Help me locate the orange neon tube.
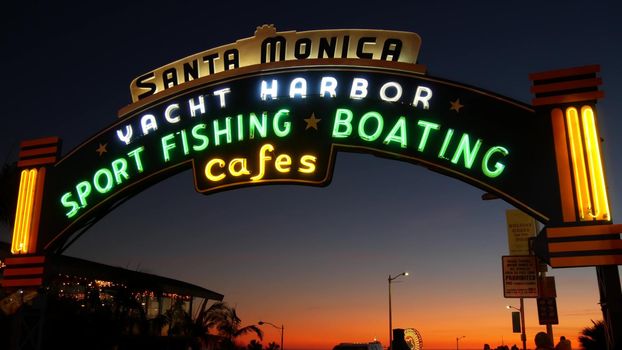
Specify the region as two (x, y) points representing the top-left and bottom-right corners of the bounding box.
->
(11, 168), (38, 254)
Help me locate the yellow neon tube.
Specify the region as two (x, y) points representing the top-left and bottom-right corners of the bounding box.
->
(16, 170), (33, 253)
(566, 107), (591, 220)
(581, 106), (610, 220)
(11, 170), (28, 253)
(16, 169), (37, 253)
(23, 169), (38, 250)
(11, 168), (38, 254)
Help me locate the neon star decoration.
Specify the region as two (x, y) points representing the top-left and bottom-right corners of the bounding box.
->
(304, 113), (321, 130)
(450, 98), (464, 112)
(96, 143), (108, 156)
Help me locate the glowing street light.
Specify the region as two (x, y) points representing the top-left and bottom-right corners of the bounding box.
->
(388, 272), (409, 349)
(506, 303), (526, 350)
(259, 320), (284, 350)
(456, 336), (466, 350)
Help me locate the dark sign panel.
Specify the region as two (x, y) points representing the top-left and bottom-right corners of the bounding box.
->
(39, 63), (561, 251)
(511, 311), (521, 333)
(537, 297), (559, 325)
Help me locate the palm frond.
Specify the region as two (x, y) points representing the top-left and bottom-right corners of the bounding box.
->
(235, 324), (263, 341)
(578, 320), (606, 350)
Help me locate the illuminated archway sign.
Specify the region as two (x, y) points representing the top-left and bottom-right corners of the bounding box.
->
(47, 60), (554, 250)
(6, 25), (620, 265)
(5, 23), (622, 350)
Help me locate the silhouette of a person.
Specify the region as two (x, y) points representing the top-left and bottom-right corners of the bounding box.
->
(555, 336), (571, 350)
(535, 332), (554, 350)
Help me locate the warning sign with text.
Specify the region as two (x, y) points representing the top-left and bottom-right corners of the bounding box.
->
(506, 209), (537, 255)
(502, 255), (538, 298)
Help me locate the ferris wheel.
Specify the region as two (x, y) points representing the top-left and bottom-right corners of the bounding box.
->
(404, 328), (424, 350)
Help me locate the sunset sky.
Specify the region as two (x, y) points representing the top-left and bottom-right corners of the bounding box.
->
(1, 1), (621, 349)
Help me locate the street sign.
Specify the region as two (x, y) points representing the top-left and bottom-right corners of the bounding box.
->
(511, 311), (521, 333)
(538, 276), (557, 298)
(502, 255), (539, 298)
(506, 209), (538, 255)
(537, 297), (559, 325)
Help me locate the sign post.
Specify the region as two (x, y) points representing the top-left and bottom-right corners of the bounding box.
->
(519, 299), (526, 350)
(529, 64), (622, 349)
(503, 255), (537, 350)
(504, 210), (538, 350)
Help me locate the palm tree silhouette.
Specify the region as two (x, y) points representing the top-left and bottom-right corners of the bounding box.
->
(578, 320), (606, 350)
(247, 339), (263, 350)
(190, 300), (263, 350)
(265, 341), (280, 350)
(213, 302), (263, 350)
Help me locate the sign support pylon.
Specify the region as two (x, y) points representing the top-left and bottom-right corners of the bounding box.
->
(530, 65), (622, 350)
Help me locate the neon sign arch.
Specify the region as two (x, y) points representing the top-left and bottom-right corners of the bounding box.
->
(5, 25), (622, 350)
(6, 26), (618, 266)
(34, 61), (556, 251)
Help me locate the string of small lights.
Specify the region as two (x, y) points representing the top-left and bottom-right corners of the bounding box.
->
(49, 274), (191, 313)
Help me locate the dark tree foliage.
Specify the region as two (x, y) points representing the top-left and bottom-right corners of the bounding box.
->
(578, 320), (606, 350)
(190, 300), (263, 350)
(265, 341), (280, 350)
(247, 339), (263, 350)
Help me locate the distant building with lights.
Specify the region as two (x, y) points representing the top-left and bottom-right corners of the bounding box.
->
(0, 241), (223, 349)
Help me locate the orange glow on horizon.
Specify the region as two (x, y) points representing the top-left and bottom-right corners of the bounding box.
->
(234, 288), (601, 350)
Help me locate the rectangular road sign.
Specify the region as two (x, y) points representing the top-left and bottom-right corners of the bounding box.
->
(502, 255), (538, 298)
(506, 209), (538, 255)
(538, 276), (557, 297)
(537, 297), (559, 325)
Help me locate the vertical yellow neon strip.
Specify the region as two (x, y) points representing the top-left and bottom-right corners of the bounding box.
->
(11, 171), (28, 253)
(28, 167), (46, 253)
(10, 168), (38, 254)
(581, 106), (610, 220)
(21, 170), (36, 251)
(566, 107), (591, 220)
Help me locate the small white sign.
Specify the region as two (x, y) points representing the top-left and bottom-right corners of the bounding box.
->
(502, 255), (538, 298)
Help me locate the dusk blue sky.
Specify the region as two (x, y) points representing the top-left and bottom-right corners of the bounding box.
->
(1, 1), (620, 348)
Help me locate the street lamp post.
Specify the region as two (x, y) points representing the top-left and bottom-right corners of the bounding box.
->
(456, 336), (466, 350)
(259, 321), (284, 350)
(507, 302), (526, 350)
(388, 272), (409, 350)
